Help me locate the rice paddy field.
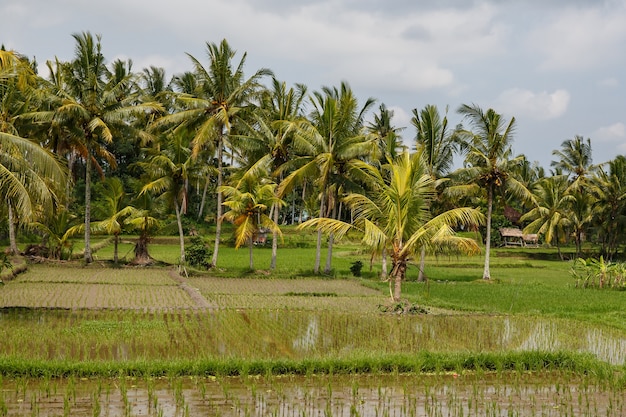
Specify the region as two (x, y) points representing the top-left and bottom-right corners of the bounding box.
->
(0, 238), (624, 416)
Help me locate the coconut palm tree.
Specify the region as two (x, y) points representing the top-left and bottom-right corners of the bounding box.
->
(236, 78), (309, 269)
(551, 135), (595, 190)
(151, 39), (272, 268)
(591, 155), (626, 260)
(220, 166), (283, 270)
(1, 49), (66, 254)
(452, 104), (532, 280)
(278, 82), (376, 274)
(367, 103), (404, 164)
(412, 104), (457, 281)
(299, 150), (483, 301)
(33, 32), (162, 263)
(520, 175), (572, 259)
(137, 128), (205, 272)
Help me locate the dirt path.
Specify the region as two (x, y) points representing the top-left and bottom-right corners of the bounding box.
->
(168, 269), (216, 309)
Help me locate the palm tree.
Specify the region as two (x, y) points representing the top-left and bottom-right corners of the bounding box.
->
(1, 49), (66, 254)
(551, 135), (595, 190)
(279, 81), (376, 274)
(412, 105), (456, 178)
(452, 104), (531, 280)
(299, 150), (483, 301)
(367, 103), (404, 163)
(591, 156), (626, 259)
(236, 78), (308, 269)
(137, 128), (205, 272)
(34, 32), (162, 263)
(520, 175), (572, 259)
(220, 166), (283, 270)
(91, 177), (140, 264)
(412, 104), (457, 281)
(152, 39), (272, 268)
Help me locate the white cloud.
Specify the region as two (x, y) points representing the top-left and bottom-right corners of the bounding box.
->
(526, 6), (626, 71)
(494, 88), (570, 120)
(593, 122), (626, 141)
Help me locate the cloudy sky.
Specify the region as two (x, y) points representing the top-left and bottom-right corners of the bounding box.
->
(2, 0), (625, 168)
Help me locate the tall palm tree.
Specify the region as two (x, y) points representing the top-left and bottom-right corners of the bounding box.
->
(452, 104), (531, 280)
(34, 32), (162, 263)
(299, 150), (483, 301)
(236, 78), (309, 269)
(412, 104), (457, 281)
(279, 81), (376, 274)
(137, 128), (205, 272)
(520, 175), (572, 260)
(412, 104), (456, 178)
(152, 39), (272, 267)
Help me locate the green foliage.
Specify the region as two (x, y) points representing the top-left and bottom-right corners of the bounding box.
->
(571, 257), (626, 289)
(349, 260), (363, 277)
(185, 236), (212, 270)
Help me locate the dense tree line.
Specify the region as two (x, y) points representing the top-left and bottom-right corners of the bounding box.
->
(2, 33), (625, 299)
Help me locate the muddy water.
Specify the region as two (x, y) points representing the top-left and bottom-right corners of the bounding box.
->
(1, 373), (624, 417)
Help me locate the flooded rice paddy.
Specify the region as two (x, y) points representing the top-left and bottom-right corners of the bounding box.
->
(1, 372), (624, 416)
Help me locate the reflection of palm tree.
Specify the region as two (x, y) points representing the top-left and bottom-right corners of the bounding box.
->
(452, 104), (531, 280)
(299, 150), (482, 301)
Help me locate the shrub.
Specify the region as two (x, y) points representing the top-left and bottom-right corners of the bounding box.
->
(349, 260), (363, 277)
(185, 236), (212, 269)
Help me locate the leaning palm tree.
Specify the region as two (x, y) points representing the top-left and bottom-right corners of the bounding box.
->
(451, 104), (532, 280)
(299, 150), (483, 302)
(152, 39), (272, 268)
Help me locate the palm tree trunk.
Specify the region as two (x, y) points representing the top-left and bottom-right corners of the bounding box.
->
(175, 200), (186, 268)
(270, 202), (279, 269)
(113, 234), (119, 264)
(324, 200), (337, 274)
(417, 247), (427, 282)
(84, 154), (93, 263)
(197, 172), (210, 221)
(381, 247), (388, 280)
(212, 136), (224, 267)
(7, 203), (19, 256)
(314, 192), (325, 274)
(392, 260), (406, 302)
(483, 184), (493, 280)
(249, 236), (254, 270)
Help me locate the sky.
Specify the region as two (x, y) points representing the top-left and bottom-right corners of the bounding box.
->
(2, 0), (626, 169)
